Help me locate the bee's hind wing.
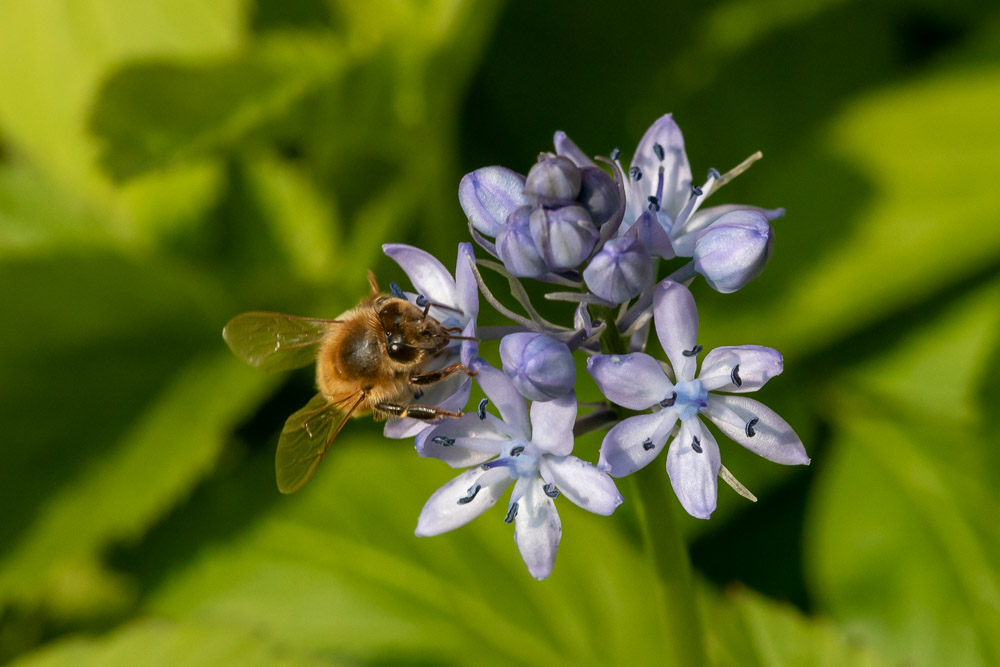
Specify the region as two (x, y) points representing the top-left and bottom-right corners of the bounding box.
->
(275, 392), (365, 494)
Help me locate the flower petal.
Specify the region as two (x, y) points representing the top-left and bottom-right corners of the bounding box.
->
(700, 346), (783, 393)
(540, 455), (623, 515)
(459, 319), (478, 367)
(415, 467), (512, 536)
(554, 130), (597, 168)
(587, 352), (673, 410)
(528, 391), (577, 456)
(653, 280), (700, 382)
(598, 411), (678, 477)
(458, 166), (528, 237)
(513, 478), (562, 580)
(666, 418), (721, 519)
(705, 394), (809, 465)
(415, 413), (509, 468)
(630, 114), (692, 221)
(454, 242), (479, 320)
(672, 204), (785, 257)
(383, 243), (458, 309)
(471, 359), (530, 439)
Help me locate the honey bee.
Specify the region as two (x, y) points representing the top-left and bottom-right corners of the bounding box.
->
(223, 271), (475, 493)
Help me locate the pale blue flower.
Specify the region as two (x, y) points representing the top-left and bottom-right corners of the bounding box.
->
(587, 280), (808, 519)
(382, 242), (479, 438)
(415, 359), (622, 579)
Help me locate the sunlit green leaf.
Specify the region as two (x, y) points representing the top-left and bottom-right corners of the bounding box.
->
(9, 618), (334, 667)
(90, 35), (346, 181)
(806, 280), (1000, 666)
(243, 152), (341, 283)
(144, 439), (681, 665)
(700, 65), (1000, 359)
(0, 0), (244, 241)
(0, 351), (277, 605)
(705, 585), (888, 667)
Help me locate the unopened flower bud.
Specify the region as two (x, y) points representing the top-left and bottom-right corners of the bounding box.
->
(583, 237), (654, 303)
(529, 205), (599, 272)
(497, 206), (548, 277)
(500, 332), (576, 402)
(577, 166), (619, 227)
(458, 166), (528, 236)
(525, 155), (581, 205)
(692, 210), (773, 293)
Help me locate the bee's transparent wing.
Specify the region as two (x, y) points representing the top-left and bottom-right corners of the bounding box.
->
(275, 392), (365, 494)
(223, 311), (339, 372)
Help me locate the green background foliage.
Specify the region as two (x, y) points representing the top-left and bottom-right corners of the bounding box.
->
(1, 0), (998, 664)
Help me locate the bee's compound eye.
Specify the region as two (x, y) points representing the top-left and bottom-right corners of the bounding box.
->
(390, 343), (401, 353)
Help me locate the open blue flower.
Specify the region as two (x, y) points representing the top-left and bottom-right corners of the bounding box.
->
(415, 359), (622, 579)
(557, 115), (785, 294)
(587, 279), (808, 519)
(382, 242), (479, 438)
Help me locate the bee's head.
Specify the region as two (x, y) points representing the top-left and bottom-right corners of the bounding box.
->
(377, 299), (445, 364)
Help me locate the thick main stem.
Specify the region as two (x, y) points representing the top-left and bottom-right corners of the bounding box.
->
(630, 473), (709, 665)
(593, 304), (709, 666)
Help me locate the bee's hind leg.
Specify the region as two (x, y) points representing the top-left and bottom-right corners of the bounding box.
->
(374, 403), (462, 421)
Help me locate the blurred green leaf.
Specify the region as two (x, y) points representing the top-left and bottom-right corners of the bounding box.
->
(243, 152), (341, 284)
(9, 618), (333, 667)
(806, 279), (1000, 666)
(0, 350), (277, 606)
(141, 439), (683, 665)
(0, 0), (244, 241)
(705, 585), (888, 667)
(700, 64), (1000, 359)
(91, 35), (345, 181)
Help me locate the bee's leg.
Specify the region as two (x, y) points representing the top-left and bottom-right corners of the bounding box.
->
(409, 363), (477, 386)
(374, 403), (462, 420)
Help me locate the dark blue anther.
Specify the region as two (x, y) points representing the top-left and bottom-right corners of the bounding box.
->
(389, 282), (405, 299)
(642, 437), (655, 451)
(477, 398), (489, 420)
(691, 436), (703, 453)
(432, 435), (455, 447)
(731, 364), (742, 387)
(653, 143), (665, 161)
(691, 184), (703, 196)
(648, 195), (660, 211)
(457, 484), (481, 505)
(659, 392), (677, 408)
(745, 418), (759, 438)
(610, 147), (621, 161)
(543, 483), (560, 498)
(413, 388), (424, 400)
(504, 502), (519, 523)
(707, 167), (721, 180)
(629, 166), (642, 181)
(415, 294), (428, 308)
(510, 445), (525, 457)
(682, 344), (703, 357)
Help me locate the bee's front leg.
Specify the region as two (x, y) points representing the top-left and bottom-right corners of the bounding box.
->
(409, 363), (476, 386)
(374, 402), (462, 421)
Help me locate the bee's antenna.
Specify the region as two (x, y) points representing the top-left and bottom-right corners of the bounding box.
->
(420, 299), (463, 315)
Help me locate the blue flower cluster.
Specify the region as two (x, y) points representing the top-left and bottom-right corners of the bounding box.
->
(388, 114), (808, 579)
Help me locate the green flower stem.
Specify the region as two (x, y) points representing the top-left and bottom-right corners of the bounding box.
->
(630, 472), (709, 666)
(593, 304), (709, 666)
